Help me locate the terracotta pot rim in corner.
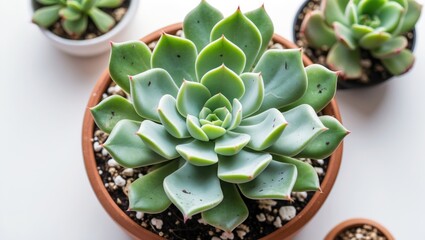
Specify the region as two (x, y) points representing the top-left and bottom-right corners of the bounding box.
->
(325, 218), (395, 240)
(82, 22), (344, 240)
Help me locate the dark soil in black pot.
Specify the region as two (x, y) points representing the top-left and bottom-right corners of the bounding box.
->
(293, 0), (416, 89)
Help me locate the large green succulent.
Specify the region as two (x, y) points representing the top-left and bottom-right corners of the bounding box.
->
(32, 0), (123, 38)
(301, 0), (422, 78)
(91, 1), (348, 232)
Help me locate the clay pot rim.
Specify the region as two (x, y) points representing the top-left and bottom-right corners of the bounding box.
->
(82, 22), (344, 240)
(324, 218), (395, 240)
(291, 0), (416, 90)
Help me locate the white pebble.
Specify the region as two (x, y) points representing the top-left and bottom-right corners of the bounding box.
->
(136, 211), (144, 219)
(279, 206), (296, 221)
(314, 167), (324, 175)
(236, 230), (247, 239)
(148, 42), (156, 49)
(114, 175), (126, 187)
(102, 93), (108, 99)
(295, 192), (308, 202)
(256, 213), (266, 222)
(107, 159), (119, 167)
(107, 86), (115, 94)
(114, 85), (122, 93)
(93, 142), (102, 152)
(220, 231), (234, 239)
(101, 148), (109, 156)
(122, 168), (134, 177)
(273, 216), (282, 228)
(198, 218), (208, 225)
(316, 159), (324, 165)
(151, 218), (163, 229)
(211, 237), (221, 240)
(271, 43), (283, 49)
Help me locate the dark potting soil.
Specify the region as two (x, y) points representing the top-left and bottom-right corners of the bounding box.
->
(293, 0), (416, 89)
(335, 224), (388, 240)
(33, 0), (130, 40)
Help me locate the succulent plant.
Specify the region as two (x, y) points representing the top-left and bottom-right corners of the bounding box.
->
(32, 0), (123, 38)
(91, 1), (349, 232)
(300, 0), (422, 78)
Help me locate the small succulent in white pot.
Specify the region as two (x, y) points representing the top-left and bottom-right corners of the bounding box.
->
(90, 1), (349, 234)
(31, 0), (139, 57)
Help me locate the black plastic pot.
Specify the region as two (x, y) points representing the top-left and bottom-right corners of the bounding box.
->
(292, 0), (416, 90)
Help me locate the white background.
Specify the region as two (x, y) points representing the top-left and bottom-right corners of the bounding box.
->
(1, 1), (424, 239)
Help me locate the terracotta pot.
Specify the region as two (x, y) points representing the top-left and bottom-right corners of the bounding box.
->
(31, 0), (140, 57)
(82, 23), (344, 240)
(325, 218), (395, 240)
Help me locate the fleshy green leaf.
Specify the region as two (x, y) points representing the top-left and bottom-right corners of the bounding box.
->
(345, 1), (358, 24)
(158, 95), (190, 139)
(211, 9), (262, 71)
(59, 7), (81, 21)
(201, 124), (226, 140)
(377, 2), (404, 32)
(137, 120), (182, 160)
(103, 120), (168, 168)
(88, 7), (115, 33)
(239, 73), (264, 118)
(359, 31), (392, 50)
(327, 42), (362, 79)
(186, 115), (209, 142)
(238, 161), (297, 200)
(95, 0), (123, 8)
(196, 36), (246, 80)
(358, 0), (388, 15)
(228, 99), (243, 130)
(268, 105), (327, 157)
(183, 0), (224, 51)
(245, 5), (274, 62)
(202, 182), (248, 232)
(351, 24), (374, 40)
(297, 116), (349, 159)
(37, 0), (62, 4)
(394, 0), (422, 35)
(32, 5), (62, 28)
(372, 36), (408, 59)
(300, 10), (337, 49)
(381, 49), (415, 75)
(214, 131), (250, 156)
(129, 160), (179, 213)
(81, 0), (97, 11)
(218, 150), (271, 184)
(234, 108), (287, 151)
(204, 94), (232, 112)
(151, 34), (197, 85)
(62, 15), (88, 38)
(200, 65), (245, 101)
(322, 0), (350, 25)
(176, 140), (218, 166)
(254, 49), (308, 111)
(176, 81), (211, 117)
(90, 95), (143, 134)
(109, 41), (152, 93)
(130, 68), (178, 122)
(334, 22), (356, 50)
(163, 163), (223, 219)
(281, 64), (337, 113)
(273, 155), (320, 192)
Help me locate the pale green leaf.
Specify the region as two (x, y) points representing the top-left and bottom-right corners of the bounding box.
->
(186, 115), (209, 142)
(176, 81), (211, 117)
(327, 42), (362, 79)
(300, 10), (337, 49)
(268, 104), (327, 157)
(88, 7), (115, 33)
(176, 140), (218, 166)
(62, 15), (88, 38)
(381, 49), (415, 75)
(200, 65), (245, 101)
(103, 120), (169, 168)
(90, 95), (143, 134)
(245, 5), (274, 62)
(130, 68), (178, 122)
(158, 95), (190, 139)
(32, 5), (62, 28)
(238, 73), (264, 117)
(163, 163), (223, 219)
(214, 131), (250, 156)
(218, 150), (272, 184)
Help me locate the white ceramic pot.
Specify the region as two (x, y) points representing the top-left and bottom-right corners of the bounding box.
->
(31, 0), (139, 57)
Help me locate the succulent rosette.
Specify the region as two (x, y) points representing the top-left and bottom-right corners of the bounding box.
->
(300, 0), (422, 78)
(32, 0), (123, 38)
(91, 1), (348, 232)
